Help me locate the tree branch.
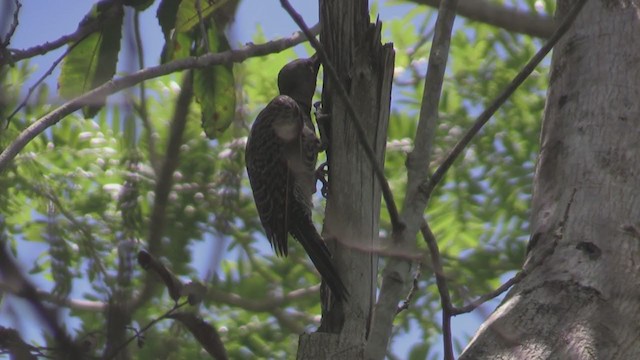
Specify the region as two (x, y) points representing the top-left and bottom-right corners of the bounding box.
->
(451, 271), (525, 315)
(0, 0), (21, 49)
(421, 0), (588, 199)
(420, 221), (454, 359)
(0, 283), (107, 311)
(6, 30), (91, 122)
(280, 0), (404, 233)
(207, 284), (320, 312)
(366, 1), (458, 358)
(410, 0), (555, 38)
(1, 0), (119, 64)
(131, 71), (193, 310)
(0, 24), (319, 173)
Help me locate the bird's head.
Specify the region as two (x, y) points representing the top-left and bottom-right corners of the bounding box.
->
(277, 53), (320, 111)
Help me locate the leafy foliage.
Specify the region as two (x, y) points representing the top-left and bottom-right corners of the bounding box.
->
(0, 0), (551, 358)
(58, 0), (124, 118)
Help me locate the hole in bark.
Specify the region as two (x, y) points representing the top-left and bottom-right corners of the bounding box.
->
(558, 95), (568, 109)
(575, 241), (601, 260)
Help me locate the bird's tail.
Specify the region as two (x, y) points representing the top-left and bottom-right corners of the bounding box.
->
(291, 219), (349, 302)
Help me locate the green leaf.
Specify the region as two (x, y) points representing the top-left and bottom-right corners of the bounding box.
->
(58, 1), (124, 118)
(175, 0), (230, 33)
(161, 32), (192, 63)
(194, 22), (235, 139)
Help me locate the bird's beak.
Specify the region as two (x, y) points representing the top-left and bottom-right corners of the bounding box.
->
(310, 53), (321, 74)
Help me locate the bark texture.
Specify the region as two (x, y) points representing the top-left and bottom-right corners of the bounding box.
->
(297, 0), (394, 358)
(460, 0), (640, 358)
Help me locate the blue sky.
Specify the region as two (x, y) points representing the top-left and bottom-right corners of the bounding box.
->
(1, 0), (510, 358)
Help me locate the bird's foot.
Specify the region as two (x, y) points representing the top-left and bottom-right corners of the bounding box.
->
(316, 162), (329, 198)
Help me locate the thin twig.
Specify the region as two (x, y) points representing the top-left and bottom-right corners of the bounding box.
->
(6, 31), (91, 122)
(0, 24), (319, 173)
(0, 0), (21, 49)
(105, 300), (189, 360)
(422, 0), (589, 198)
(451, 271), (526, 315)
(396, 262), (422, 314)
(131, 71), (193, 310)
(420, 221), (454, 360)
(21, 180), (107, 277)
(195, 0), (211, 53)
(1, 0), (118, 64)
(0, 282), (106, 311)
(207, 284), (321, 312)
(279, 0), (404, 233)
(133, 11), (159, 172)
(367, 0), (459, 357)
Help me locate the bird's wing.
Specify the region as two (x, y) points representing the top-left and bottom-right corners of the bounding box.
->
(245, 96), (302, 256)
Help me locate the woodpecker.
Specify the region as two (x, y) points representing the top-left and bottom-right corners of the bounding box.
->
(245, 54), (348, 301)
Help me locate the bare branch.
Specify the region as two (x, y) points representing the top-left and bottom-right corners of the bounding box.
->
(1, 0), (119, 64)
(104, 300), (189, 360)
(404, 0), (458, 235)
(280, 0), (404, 233)
(0, 0), (21, 49)
(367, 1), (458, 357)
(410, 0), (554, 38)
(6, 31), (91, 122)
(421, 0), (589, 199)
(420, 221), (454, 359)
(207, 284), (321, 312)
(132, 71), (194, 309)
(0, 283), (106, 311)
(0, 24), (319, 173)
(451, 271), (526, 315)
(396, 262), (422, 314)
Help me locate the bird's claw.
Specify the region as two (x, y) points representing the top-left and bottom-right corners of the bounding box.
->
(316, 162), (329, 198)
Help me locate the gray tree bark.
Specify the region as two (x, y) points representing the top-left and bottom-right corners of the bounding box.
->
(460, 0), (640, 358)
(297, 0), (394, 359)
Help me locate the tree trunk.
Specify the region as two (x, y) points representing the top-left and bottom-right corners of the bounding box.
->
(460, 1), (640, 358)
(297, 0), (394, 358)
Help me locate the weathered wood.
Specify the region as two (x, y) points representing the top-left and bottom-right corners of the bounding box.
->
(460, 1), (640, 358)
(296, 0), (394, 358)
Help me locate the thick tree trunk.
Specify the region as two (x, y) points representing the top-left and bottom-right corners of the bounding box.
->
(460, 1), (640, 358)
(297, 0), (394, 358)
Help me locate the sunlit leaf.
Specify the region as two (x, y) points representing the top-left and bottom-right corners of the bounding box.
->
(194, 21), (235, 139)
(175, 0), (230, 33)
(58, 1), (124, 118)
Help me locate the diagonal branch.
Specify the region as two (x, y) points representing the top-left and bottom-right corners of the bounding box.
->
(207, 284), (320, 312)
(367, 1), (459, 358)
(421, 0), (589, 199)
(1, 0), (119, 64)
(280, 0), (404, 233)
(420, 220), (454, 359)
(451, 271), (526, 315)
(6, 30), (92, 122)
(0, 0), (21, 49)
(0, 24), (319, 173)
